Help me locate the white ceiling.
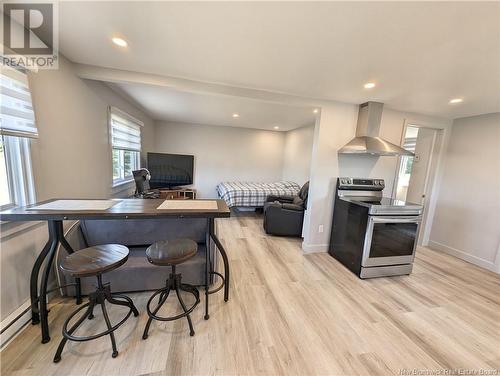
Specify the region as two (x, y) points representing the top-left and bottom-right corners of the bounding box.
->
(108, 82), (316, 131)
(59, 2), (500, 119)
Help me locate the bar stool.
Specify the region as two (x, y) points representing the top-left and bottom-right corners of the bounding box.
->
(53, 244), (139, 363)
(142, 239), (200, 339)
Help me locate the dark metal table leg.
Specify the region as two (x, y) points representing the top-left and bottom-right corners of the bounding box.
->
(39, 220), (60, 343)
(30, 234), (56, 325)
(204, 219), (210, 320)
(209, 218), (230, 302)
(57, 222), (82, 304)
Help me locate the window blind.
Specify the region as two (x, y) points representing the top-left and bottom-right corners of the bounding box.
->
(0, 64), (38, 138)
(110, 108), (142, 152)
(403, 137), (417, 152)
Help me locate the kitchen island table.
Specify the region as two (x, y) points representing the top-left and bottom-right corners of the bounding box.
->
(0, 198), (231, 343)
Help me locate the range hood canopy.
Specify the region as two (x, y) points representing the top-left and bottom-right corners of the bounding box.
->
(339, 102), (413, 156)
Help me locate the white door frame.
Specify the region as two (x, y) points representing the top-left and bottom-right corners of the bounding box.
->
(392, 119), (447, 246)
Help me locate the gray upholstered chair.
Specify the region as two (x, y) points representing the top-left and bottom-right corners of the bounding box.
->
(263, 181), (309, 237)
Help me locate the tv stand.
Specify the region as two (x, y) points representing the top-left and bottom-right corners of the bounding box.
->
(158, 188), (196, 200)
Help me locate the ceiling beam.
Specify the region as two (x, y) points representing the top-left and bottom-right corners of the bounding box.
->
(73, 63), (331, 108)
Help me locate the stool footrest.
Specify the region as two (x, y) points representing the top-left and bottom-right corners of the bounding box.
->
(142, 271), (199, 339)
(145, 285), (200, 322)
(62, 296), (135, 342)
(53, 279), (139, 363)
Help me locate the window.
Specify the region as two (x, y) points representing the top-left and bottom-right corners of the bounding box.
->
(0, 63), (37, 210)
(110, 107), (142, 186)
(395, 126), (418, 201)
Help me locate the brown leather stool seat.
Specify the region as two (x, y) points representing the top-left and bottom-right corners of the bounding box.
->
(142, 239), (200, 339)
(60, 244), (129, 277)
(53, 244), (139, 363)
(146, 239), (198, 266)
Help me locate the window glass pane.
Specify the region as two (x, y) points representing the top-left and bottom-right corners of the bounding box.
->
(395, 126), (419, 201)
(112, 148), (139, 184)
(123, 150), (139, 178)
(123, 150), (133, 178)
(112, 149), (121, 181)
(0, 138), (12, 206)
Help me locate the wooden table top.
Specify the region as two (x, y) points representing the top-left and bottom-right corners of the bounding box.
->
(0, 198), (231, 221)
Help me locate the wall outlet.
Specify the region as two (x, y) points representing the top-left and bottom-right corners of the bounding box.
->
(318, 225), (324, 233)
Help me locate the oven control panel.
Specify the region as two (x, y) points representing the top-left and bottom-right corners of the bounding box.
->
(338, 177), (385, 190)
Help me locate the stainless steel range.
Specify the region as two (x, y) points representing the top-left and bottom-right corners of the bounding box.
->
(329, 177), (423, 279)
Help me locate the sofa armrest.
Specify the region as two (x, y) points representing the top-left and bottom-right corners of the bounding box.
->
(265, 194), (295, 203)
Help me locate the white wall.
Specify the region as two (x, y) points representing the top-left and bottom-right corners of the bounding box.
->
(429, 113), (500, 273)
(302, 102), (358, 252)
(154, 122), (286, 198)
(282, 125), (314, 185)
(29, 58), (155, 200)
(0, 56), (154, 328)
(303, 104), (451, 252)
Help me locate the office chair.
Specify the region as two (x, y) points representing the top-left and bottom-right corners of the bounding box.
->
(132, 169), (159, 198)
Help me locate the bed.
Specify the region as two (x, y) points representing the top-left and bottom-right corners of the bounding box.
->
(216, 181), (301, 208)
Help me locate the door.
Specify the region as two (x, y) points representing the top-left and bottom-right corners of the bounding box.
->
(393, 124), (443, 245)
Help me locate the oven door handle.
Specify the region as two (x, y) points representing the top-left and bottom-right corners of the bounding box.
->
(370, 216), (421, 224)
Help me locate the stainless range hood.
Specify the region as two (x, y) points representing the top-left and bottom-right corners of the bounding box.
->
(339, 102), (413, 156)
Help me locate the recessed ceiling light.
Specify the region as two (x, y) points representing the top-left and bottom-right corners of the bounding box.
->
(313, 108), (319, 114)
(364, 82), (376, 89)
(449, 98), (463, 104)
(112, 37), (128, 47)
(273, 126), (280, 130)
(232, 113), (239, 118)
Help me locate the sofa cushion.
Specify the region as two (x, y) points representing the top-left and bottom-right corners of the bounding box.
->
(80, 218), (207, 247)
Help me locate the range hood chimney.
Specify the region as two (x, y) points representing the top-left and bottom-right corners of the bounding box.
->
(338, 102), (413, 156)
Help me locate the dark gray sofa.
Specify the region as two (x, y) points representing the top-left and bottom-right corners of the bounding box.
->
(55, 218), (215, 296)
(263, 182), (309, 237)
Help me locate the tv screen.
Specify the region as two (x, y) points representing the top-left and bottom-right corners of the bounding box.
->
(147, 153), (194, 189)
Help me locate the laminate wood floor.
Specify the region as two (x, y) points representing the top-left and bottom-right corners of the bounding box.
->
(1, 213), (499, 375)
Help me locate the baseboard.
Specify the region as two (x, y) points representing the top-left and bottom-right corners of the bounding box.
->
(0, 299), (31, 350)
(428, 240), (499, 274)
(302, 242), (328, 254)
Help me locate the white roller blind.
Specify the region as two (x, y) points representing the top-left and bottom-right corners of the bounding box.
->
(0, 64), (38, 138)
(403, 137), (417, 152)
(110, 107), (142, 152)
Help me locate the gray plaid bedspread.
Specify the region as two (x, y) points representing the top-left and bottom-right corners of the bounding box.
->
(216, 181), (301, 208)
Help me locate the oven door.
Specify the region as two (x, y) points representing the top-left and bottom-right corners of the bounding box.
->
(361, 216), (421, 267)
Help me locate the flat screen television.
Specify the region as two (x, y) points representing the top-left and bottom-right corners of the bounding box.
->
(147, 152), (194, 189)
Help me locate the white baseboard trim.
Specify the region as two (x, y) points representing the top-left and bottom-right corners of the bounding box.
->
(0, 299), (31, 351)
(302, 242), (328, 254)
(428, 240), (499, 274)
